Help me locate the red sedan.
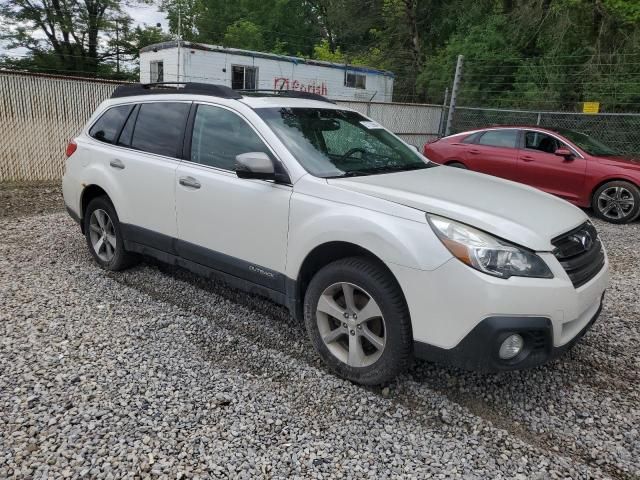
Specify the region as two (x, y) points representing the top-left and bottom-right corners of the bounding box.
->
(423, 126), (640, 223)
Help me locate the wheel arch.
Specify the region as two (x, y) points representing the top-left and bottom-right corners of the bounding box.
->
(590, 177), (640, 203)
(444, 159), (467, 167)
(290, 241), (408, 323)
(79, 184), (114, 232)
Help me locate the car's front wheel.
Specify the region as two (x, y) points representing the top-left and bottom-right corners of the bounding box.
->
(303, 257), (413, 385)
(592, 181), (640, 224)
(84, 196), (138, 271)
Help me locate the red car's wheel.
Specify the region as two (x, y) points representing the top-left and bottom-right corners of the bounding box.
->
(592, 181), (640, 224)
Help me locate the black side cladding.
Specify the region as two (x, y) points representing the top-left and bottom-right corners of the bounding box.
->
(111, 83), (243, 100)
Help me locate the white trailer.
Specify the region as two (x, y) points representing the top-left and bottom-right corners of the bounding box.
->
(139, 41), (395, 102)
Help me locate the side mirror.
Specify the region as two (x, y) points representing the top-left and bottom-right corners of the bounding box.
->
(555, 147), (574, 159)
(235, 152), (276, 180)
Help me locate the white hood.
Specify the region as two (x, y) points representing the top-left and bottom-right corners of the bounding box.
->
(328, 166), (588, 251)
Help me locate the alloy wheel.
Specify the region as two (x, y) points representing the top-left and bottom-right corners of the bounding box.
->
(89, 208), (117, 262)
(316, 282), (386, 368)
(597, 186), (635, 220)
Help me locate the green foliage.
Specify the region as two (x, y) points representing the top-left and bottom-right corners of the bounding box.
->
(130, 26), (173, 54)
(312, 40), (345, 63)
(0, 0), (132, 74)
(161, 0), (322, 56)
(2, 0), (639, 110)
(418, 13), (521, 104)
(416, 0), (640, 110)
(223, 20), (265, 50)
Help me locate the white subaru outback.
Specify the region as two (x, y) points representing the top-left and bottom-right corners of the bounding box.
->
(63, 83), (609, 385)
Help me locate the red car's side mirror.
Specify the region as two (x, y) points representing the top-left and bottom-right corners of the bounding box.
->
(555, 147), (574, 159)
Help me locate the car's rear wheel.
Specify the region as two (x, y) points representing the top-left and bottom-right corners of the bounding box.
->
(84, 196), (138, 270)
(303, 257), (412, 385)
(592, 181), (640, 224)
(446, 161), (467, 169)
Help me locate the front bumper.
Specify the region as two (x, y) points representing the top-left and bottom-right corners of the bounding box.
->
(413, 292), (604, 371)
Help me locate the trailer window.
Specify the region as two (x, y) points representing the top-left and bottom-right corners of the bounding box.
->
(232, 65), (258, 90)
(150, 61), (164, 83)
(345, 72), (366, 89)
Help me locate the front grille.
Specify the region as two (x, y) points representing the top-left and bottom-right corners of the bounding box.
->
(552, 222), (605, 288)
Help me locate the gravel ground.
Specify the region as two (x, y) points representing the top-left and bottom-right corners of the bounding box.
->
(1, 185), (638, 479)
(0, 182), (62, 218)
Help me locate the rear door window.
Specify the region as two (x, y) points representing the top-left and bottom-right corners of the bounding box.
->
(89, 105), (134, 144)
(131, 102), (191, 157)
(477, 130), (518, 148)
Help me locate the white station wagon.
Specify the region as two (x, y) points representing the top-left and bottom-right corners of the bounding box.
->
(63, 83), (609, 384)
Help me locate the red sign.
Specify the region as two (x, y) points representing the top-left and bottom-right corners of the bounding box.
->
(274, 77), (328, 96)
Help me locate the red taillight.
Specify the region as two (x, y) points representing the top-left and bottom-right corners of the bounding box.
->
(65, 140), (77, 158)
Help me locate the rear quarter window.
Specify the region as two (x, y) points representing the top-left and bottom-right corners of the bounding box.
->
(89, 105), (134, 144)
(461, 132), (482, 144)
(131, 102), (191, 157)
(477, 130), (518, 148)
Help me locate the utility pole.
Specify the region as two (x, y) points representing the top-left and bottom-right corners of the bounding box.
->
(445, 54), (463, 136)
(115, 19), (120, 74)
(438, 87), (449, 137)
(176, 2), (182, 83)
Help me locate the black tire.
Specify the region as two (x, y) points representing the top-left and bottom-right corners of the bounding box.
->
(591, 180), (640, 224)
(303, 257), (413, 385)
(83, 196), (138, 271)
(446, 161), (467, 169)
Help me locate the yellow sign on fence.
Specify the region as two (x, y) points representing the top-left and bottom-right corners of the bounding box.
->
(583, 102), (600, 114)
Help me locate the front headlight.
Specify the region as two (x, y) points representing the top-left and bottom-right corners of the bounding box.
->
(427, 214), (553, 279)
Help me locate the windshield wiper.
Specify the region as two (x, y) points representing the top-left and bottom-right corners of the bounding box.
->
(355, 163), (429, 175)
(326, 170), (373, 178)
(326, 162), (432, 179)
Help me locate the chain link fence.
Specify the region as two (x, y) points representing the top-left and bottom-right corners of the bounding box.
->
(338, 100), (443, 148)
(0, 71), (442, 182)
(452, 106), (640, 156)
(0, 72), (122, 181)
(2, 70), (638, 182)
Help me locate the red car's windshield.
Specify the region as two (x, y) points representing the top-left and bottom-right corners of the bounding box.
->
(556, 128), (618, 157)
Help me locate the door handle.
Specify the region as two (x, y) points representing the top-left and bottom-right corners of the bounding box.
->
(521, 156), (535, 162)
(109, 159), (125, 169)
(469, 149), (480, 155)
(179, 176), (201, 189)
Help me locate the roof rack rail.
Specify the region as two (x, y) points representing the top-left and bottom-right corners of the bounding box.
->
(238, 89), (335, 104)
(111, 82), (243, 99)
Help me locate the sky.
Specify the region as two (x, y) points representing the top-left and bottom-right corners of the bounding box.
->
(0, 3), (169, 57)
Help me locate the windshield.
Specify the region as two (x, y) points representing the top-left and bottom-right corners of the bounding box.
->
(256, 107), (430, 177)
(555, 128), (618, 156)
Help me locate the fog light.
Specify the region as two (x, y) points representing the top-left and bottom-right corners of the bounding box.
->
(499, 334), (524, 360)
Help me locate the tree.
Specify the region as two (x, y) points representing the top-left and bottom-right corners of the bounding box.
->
(223, 20), (264, 50)
(312, 39), (345, 62)
(0, 0), (132, 75)
(161, 0), (323, 56)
